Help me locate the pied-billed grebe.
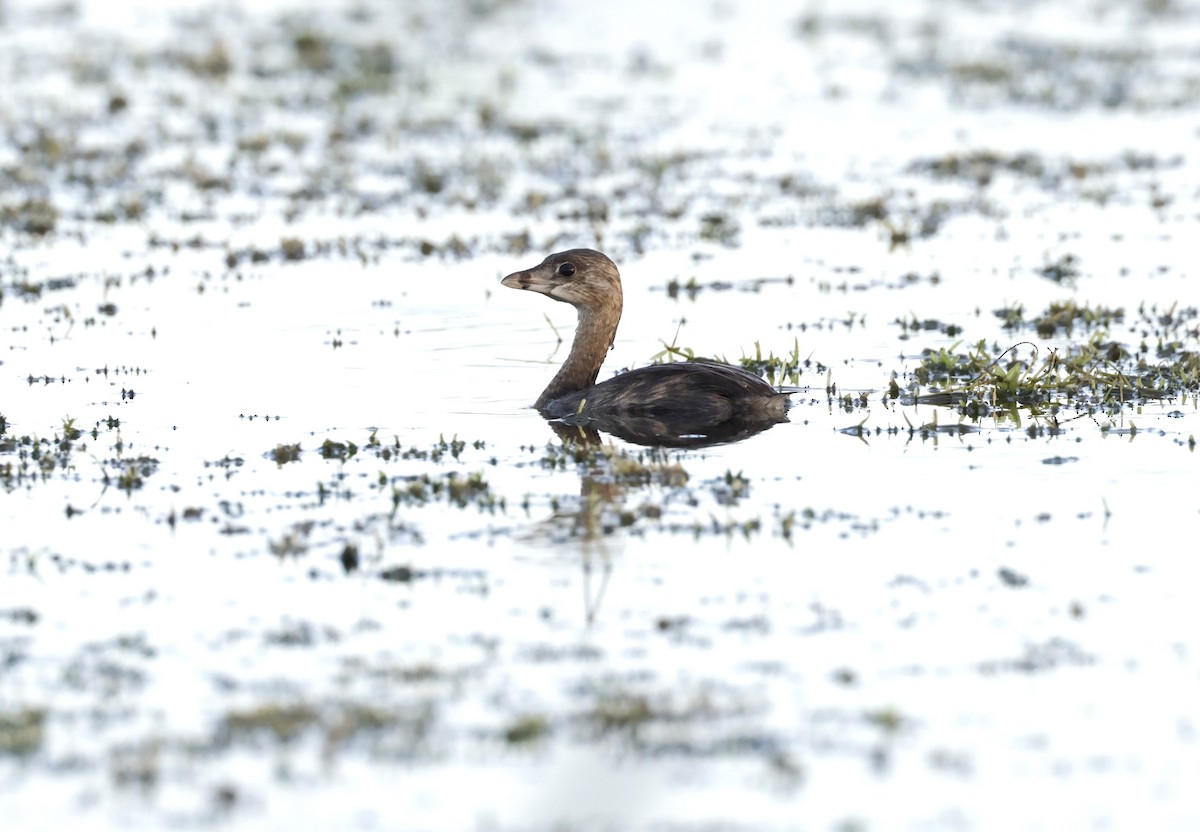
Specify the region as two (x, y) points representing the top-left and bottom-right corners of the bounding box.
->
(502, 249), (789, 423)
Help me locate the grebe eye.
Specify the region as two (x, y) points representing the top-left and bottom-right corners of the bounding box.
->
(556, 262), (576, 278)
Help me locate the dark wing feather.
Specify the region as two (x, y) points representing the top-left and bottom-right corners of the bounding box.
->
(540, 360), (785, 422)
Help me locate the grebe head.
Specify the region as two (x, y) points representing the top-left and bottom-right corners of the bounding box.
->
(501, 248), (621, 311)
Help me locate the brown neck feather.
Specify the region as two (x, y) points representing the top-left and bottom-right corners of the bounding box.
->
(535, 301), (622, 409)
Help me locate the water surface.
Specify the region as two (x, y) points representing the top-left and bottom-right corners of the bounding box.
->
(2, 1), (1199, 830)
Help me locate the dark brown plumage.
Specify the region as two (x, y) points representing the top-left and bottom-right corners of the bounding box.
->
(501, 249), (789, 430)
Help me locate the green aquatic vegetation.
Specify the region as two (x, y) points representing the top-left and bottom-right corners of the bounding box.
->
(849, 195), (887, 225)
(218, 697), (437, 761)
(699, 212), (740, 246)
(224, 245), (271, 268)
(269, 522), (313, 558)
(110, 457), (159, 494)
(580, 682), (755, 752)
(179, 39), (233, 78)
(909, 149), (1046, 185)
(994, 303), (1025, 330)
(504, 119), (548, 144)
(738, 339), (803, 387)
(293, 30), (334, 72)
(1000, 299), (1186, 341)
(417, 234), (475, 259)
(0, 708), (45, 758)
(503, 714), (551, 745)
(838, 392), (871, 412)
(236, 133), (272, 155)
(650, 319), (696, 364)
(364, 432), (483, 463)
(324, 701), (434, 755)
(13, 280), (44, 299)
(912, 340), (985, 387)
(605, 447), (688, 488)
(908, 330), (1199, 420)
(110, 741), (161, 791)
(271, 443), (302, 465)
(0, 414), (145, 491)
(651, 328), (802, 387)
(434, 434), (468, 461)
(319, 439), (358, 461)
(905, 408), (980, 438)
(335, 43), (398, 99)
(977, 638), (1096, 675)
(712, 470), (751, 506)
(60, 417), (81, 444)
(221, 702), (320, 745)
(864, 706), (907, 734)
(634, 149), (699, 185)
(1137, 301), (1200, 353)
(537, 439), (688, 488)
(588, 693), (654, 739)
(663, 273), (794, 300)
(116, 466), (142, 493)
(280, 237), (307, 261)
(1031, 300), (1123, 337)
(413, 159), (447, 195)
(446, 471), (493, 508)
(389, 471), (503, 513)
(776, 508), (817, 542)
(894, 315), (964, 338)
(0, 197), (58, 236)
(2, 434), (82, 488)
(1037, 254), (1081, 284)
(899, 35), (1193, 111)
(665, 275), (703, 300)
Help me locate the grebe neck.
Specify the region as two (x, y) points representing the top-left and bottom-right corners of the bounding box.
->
(534, 301), (621, 410)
